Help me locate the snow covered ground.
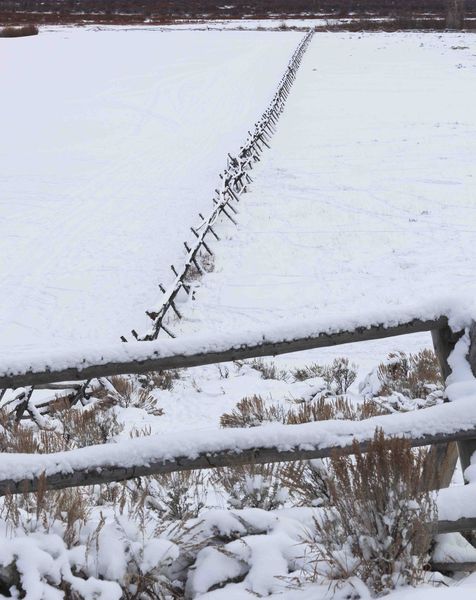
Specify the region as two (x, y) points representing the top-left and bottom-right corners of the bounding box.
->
(2, 28), (476, 599)
(176, 30), (476, 373)
(0, 27), (299, 352)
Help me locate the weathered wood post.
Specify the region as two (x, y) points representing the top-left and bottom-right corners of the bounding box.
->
(457, 322), (476, 476)
(431, 324), (464, 487)
(431, 322), (476, 487)
(446, 0), (465, 29)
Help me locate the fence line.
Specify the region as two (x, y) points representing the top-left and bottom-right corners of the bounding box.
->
(0, 30), (314, 415)
(129, 29), (314, 343)
(0, 315), (447, 390)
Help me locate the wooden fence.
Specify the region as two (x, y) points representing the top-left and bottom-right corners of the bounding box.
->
(1, 312), (476, 570)
(127, 29), (314, 343)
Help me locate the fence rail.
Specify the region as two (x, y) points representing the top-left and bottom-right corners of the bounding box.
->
(0, 314), (448, 389)
(0, 311), (475, 562)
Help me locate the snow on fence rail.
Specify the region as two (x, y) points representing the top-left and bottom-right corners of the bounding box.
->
(1, 308), (476, 547)
(127, 29), (314, 343)
(0, 312), (449, 389)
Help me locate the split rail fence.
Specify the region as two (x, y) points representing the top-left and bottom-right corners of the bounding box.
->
(1, 27), (475, 572)
(129, 29), (314, 343)
(3, 29), (315, 418)
(1, 313), (476, 563)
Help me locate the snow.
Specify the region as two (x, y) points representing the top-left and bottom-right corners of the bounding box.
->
(175, 32), (476, 346)
(3, 28), (476, 599)
(0, 297), (469, 389)
(0, 27), (300, 354)
(0, 387), (475, 486)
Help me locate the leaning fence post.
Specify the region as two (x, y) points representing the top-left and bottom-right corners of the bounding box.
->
(431, 323), (464, 487)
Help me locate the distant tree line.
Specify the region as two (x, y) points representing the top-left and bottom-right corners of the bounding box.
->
(1, 0), (474, 17)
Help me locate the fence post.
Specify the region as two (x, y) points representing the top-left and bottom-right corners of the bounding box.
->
(431, 324), (464, 487)
(456, 322), (476, 476)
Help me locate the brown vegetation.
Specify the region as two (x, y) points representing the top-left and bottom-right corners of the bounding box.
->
(0, 24), (38, 37)
(307, 430), (437, 595)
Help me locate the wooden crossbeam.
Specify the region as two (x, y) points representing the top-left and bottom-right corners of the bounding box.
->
(0, 316), (447, 389)
(1, 421), (475, 497)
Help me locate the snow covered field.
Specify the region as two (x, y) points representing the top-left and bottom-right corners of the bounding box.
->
(0, 27), (299, 352)
(177, 31), (476, 371)
(2, 27), (476, 600)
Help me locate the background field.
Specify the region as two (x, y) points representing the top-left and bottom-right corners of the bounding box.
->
(0, 28), (299, 352)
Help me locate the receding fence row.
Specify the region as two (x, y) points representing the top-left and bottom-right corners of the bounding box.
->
(0, 29), (314, 416)
(128, 29), (314, 343)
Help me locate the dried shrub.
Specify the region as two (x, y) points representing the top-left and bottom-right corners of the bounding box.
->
(283, 398), (388, 507)
(0, 408), (66, 453)
(247, 358), (289, 381)
(377, 350), (443, 401)
(216, 365), (230, 379)
(292, 358), (357, 394)
(139, 369), (182, 392)
(52, 404), (123, 448)
(281, 459), (330, 507)
(323, 357), (358, 394)
(220, 395), (287, 428)
(286, 396), (388, 425)
(96, 376), (164, 415)
(307, 430), (437, 595)
(2, 483), (91, 548)
(147, 471), (206, 521)
(212, 463), (288, 511)
(292, 362), (324, 381)
(0, 24), (39, 37)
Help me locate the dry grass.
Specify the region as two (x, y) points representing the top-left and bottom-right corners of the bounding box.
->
(377, 349), (442, 400)
(0, 24), (39, 37)
(220, 395), (287, 428)
(307, 430), (437, 595)
(212, 463), (288, 510)
(95, 376), (164, 415)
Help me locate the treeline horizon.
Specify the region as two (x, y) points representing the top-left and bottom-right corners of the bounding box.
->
(2, 0), (475, 19)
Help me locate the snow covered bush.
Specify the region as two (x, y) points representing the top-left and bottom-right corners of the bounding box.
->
(213, 463), (289, 510)
(146, 471), (207, 521)
(292, 358), (357, 394)
(220, 395), (287, 428)
(246, 358), (289, 381)
(53, 403), (124, 448)
(281, 459), (331, 507)
(138, 369), (183, 392)
(95, 376), (164, 415)
(307, 429), (437, 596)
(360, 350), (444, 412)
